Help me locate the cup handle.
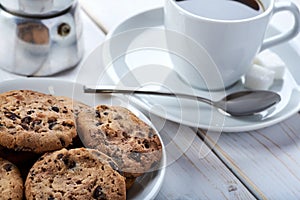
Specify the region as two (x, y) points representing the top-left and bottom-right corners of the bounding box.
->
(260, 1), (300, 52)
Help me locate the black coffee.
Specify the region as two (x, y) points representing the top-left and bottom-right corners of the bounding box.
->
(175, 0), (265, 20)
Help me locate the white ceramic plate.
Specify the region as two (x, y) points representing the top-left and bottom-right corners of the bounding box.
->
(0, 78), (166, 200)
(97, 7), (300, 132)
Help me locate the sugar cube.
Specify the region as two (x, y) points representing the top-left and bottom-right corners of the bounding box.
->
(244, 64), (275, 90)
(253, 49), (286, 79)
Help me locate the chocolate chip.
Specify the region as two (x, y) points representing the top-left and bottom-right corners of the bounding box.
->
(103, 112), (108, 116)
(57, 153), (64, 159)
(62, 121), (74, 129)
(95, 110), (101, 118)
(31, 119), (42, 128)
(51, 106), (59, 113)
(48, 196), (55, 200)
(4, 111), (20, 120)
(143, 140), (150, 149)
(21, 124), (29, 131)
(100, 105), (109, 110)
(60, 138), (66, 146)
(122, 132), (129, 139)
(27, 110), (35, 115)
(95, 122), (103, 126)
(68, 196), (76, 200)
(49, 122), (57, 130)
(29, 170), (36, 180)
(38, 156), (44, 161)
(62, 156), (76, 169)
(48, 118), (57, 124)
(3, 163), (13, 172)
(93, 186), (107, 200)
(21, 116), (32, 124)
(128, 151), (141, 162)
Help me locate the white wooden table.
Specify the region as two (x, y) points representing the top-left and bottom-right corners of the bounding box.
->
(1, 0), (300, 199)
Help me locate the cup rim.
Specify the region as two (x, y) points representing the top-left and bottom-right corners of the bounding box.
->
(167, 0), (274, 23)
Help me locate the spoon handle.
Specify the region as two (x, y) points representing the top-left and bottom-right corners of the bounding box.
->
(83, 85), (214, 106)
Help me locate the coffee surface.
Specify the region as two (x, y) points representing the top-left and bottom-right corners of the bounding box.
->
(175, 0), (264, 20)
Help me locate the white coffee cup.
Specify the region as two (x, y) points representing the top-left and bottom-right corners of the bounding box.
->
(164, 0), (300, 90)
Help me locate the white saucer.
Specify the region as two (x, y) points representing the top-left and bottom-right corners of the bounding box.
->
(95, 7), (300, 132)
(0, 78), (166, 200)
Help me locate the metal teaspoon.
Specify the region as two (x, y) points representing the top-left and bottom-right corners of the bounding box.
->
(83, 85), (281, 116)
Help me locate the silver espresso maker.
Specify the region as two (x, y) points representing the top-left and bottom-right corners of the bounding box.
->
(0, 0), (83, 76)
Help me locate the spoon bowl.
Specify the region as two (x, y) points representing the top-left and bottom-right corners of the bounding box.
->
(84, 86), (281, 117)
(213, 90), (281, 116)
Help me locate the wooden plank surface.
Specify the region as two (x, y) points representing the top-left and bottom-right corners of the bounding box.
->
(199, 113), (300, 199)
(79, 0), (163, 34)
(150, 117), (255, 199)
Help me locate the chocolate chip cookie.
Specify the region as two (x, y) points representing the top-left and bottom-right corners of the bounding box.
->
(25, 148), (126, 200)
(77, 105), (163, 178)
(0, 90), (76, 153)
(0, 157), (23, 200)
(56, 96), (91, 117)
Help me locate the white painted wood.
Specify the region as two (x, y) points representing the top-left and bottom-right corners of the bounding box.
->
(79, 0), (163, 33)
(150, 116), (255, 199)
(198, 113), (300, 199)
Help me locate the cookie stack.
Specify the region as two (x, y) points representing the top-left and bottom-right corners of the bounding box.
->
(0, 89), (162, 199)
